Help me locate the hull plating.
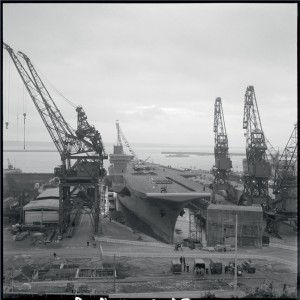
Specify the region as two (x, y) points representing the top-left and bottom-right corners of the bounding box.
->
(117, 193), (186, 244)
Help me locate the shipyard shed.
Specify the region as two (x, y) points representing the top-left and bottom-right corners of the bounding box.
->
(36, 188), (59, 200)
(36, 187), (80, 200)
(23, 199), (59, 225)
(206, 204), (263, 247)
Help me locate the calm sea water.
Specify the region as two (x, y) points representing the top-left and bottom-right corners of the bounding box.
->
(3, 143), (245, 173)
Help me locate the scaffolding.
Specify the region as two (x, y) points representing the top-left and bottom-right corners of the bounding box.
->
(188, 210), (202, 244)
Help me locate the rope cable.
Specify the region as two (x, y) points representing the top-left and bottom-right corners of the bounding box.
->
(25, 84), (28, 113)
(8, 56), (10, 123)
(22, 84), (26, 149)
(22, 83), (25, 114)
(17, 78), (20, 142)
(4, 53), (8, 124)
(35, 66), (77, 108)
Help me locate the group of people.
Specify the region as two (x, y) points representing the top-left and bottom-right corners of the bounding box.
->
(180, 256), (189, 272)
(195, 266), (205, 276)
(86, 241), (97, 247)
(174, 243), (183, 251)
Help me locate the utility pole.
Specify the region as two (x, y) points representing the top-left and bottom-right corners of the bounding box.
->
(99, 243), (103, 262)
(23, 113), (26, 150)
(113, 254), (116, 293)
(234, 214), (238, 295)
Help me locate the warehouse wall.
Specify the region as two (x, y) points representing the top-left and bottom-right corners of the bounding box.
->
(24, 210), (59, 225)
(206, 207), (263, 247)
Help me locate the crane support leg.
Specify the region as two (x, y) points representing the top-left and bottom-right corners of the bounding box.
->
(94, 184), (100, 235)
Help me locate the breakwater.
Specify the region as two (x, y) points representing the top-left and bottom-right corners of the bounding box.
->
(162, 151), (245, 156)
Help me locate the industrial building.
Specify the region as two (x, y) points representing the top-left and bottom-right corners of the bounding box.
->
(23, 199), (59, 225)
(206, 204), (263, 247)
(193, 201), (263, 247)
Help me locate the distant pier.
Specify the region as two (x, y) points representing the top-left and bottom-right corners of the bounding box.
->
(162, 151), (245, 156)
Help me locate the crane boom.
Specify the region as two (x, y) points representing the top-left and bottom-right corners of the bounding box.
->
(265, 136), (279, 161)
(273, 123), (297, 194)
(3, 43), (77, 158)
(264, 136), (280, 177)
(4, 42), (107, 161)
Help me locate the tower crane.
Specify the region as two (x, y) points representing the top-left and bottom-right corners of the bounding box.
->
(3, 42), (107, 235)
(115, 120), (138, 160)
(264, 123), (297, 237)
(241, 86), (271, 206)
(211, 97), (232, 202)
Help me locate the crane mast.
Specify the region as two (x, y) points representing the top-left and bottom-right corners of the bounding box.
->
(242, 86), (271, 206)
(115, 120), (138, 160)
(211, 97), (232, 202)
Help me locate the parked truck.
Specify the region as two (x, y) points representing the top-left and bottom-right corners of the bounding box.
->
(209, 259), (222, 274)
(171, 259), (182, 274)
(242, 260), (256, 273)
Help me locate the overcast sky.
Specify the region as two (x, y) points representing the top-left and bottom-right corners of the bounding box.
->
(2, 3), (297, 150)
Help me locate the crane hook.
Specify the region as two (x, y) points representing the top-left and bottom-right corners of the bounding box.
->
(23, 113), (26, 150)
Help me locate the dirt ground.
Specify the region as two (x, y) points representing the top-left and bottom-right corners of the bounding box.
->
(3, 247), (297, 296)
(3, 211), (297, 297)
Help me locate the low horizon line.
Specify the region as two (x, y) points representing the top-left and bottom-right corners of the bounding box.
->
(3, 140), (245, 148)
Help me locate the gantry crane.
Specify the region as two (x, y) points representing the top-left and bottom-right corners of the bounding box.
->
(241, 86), (271, 206)
(211, 97), (232, 202)
(264, 123), (297, 237)
(115, 120), (138, 160)
(3, 42), (107, 236)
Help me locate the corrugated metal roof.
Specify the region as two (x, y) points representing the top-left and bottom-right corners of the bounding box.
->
(37, 188), (59, 199)
(23, 199), (59, 211)
(37, 187), (80, 200)
(208, 204), (262, 212)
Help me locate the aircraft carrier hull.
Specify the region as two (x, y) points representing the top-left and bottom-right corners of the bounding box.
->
(116, 191), (196, 244)
(117, 194), (175, 243)
(108, 145), (211, 244)
(109, 173), (210, 243)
